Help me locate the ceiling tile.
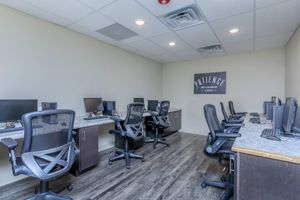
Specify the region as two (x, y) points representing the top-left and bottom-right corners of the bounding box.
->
(256, 0), (300, 37)
(150, 33), (191, 52)
(255, 31), (293, 50)
(24, 0), (93, 24)
(0, 0), (70, 26)
(78, 0), (116, 10)
(68, 11), (114, 31)
(256, 0), (289, 9)
(176, 23), (219, 48)
(127, 39), (173, 58)
(210, 12), (254, 43)
(195, 0), (254, 22)
(100, 0), (171, 38)
(136, 0), (195, 16)
(222, 39), (254, 54)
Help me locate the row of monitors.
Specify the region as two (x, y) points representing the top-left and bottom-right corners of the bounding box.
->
(265, 96), (300, 135)
(84, 98), (159, 114)
(0, 98), (160, 123)
(0, 100), (57, 123)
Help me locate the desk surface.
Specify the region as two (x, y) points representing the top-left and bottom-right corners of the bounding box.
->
(232, 114), (300, 164)
(0, 108), (181, 140)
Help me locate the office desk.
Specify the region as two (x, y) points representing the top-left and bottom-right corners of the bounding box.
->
(0, 108), (182, 176)
(233, 114), (300, 200)
(0, 108), (182, 140)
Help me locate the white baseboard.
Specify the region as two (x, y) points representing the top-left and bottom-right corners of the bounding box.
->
(180, 129), (207, 136)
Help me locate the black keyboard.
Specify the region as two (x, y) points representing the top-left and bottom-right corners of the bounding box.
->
(250, 113), (259, 117)
(261, 129), (281, 141)
(249, 117), (261, 124)
(0, 127), (24, 134)
(84, 116), (108, 120)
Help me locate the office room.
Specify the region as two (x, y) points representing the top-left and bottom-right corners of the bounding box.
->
(0, 0), (299, 199)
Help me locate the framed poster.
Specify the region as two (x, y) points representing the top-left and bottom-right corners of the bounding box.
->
(194, 71), (226, 94)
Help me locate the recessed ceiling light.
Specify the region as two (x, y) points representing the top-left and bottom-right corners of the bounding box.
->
(229, 28), (239, 34)
(135, 19), (145, 26)
(169, 42), (176, 47)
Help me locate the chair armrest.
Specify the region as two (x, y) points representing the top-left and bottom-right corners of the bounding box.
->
(216, 133), (241, 138)
(0, 138), (18, 169)
(1, 138), (18, 150)
(110, 116), (124, 132)
(228, 119), (244, 124)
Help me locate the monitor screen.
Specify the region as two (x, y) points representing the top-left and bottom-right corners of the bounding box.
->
(84, 98), (103, 113)
(282, 97), (297, 134)
(103, 101), (116, 111)
(0, 99), (38, 122)
(148, 100), (159, 111)
(271, 96), (276, 103)
(41, 102), (57, 110)
(133, 98), (144, 103)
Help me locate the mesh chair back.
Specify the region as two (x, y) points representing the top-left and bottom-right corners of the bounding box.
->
(220, 102), (229, 122)
(157, 101), (170, 128)
(228, 101), (236, 115)
(203, 104), (224, 144)
(124, 103), (145, 140)
(21, 110), (76, 181)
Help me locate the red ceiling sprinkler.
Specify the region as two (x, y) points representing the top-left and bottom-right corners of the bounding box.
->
(158, 0), (171, 5)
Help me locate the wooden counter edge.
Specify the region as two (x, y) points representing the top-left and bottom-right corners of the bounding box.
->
(232, 146), (300, 164)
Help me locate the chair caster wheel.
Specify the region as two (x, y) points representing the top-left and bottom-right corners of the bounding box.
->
(108, 160), (112, 165)
(126, 165), (130, 169)
(67, 185), (73, 191)
(141, 158), (145, 162)
(166, 144), (170, 147)
(201, 182), (207, 189)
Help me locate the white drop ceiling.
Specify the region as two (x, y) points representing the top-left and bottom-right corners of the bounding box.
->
(1, 0), (299, 63)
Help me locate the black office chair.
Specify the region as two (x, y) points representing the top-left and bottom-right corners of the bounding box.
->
(228, 101), (247, 117)
(220, 102), (244, 125)
(0, 110), (79, 200)
(108, 103), (145, 169)
(145, 100), (170, 149)
(201, 104), (240, 200)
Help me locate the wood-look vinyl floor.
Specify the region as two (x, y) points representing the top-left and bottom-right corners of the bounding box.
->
(0, 132), (227, 200)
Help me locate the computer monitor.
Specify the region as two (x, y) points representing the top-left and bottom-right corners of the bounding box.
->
(41, 102), (57, 110)
(282, 97), (297, 134)
(292, 106), (300, 133)
(277, 98), (282, 106)
(103, 101), (116, 116)
(271, 96), (276, 104)
(148, 100), (159, 111)
(0, 99), (38, 122)
(133, 98), (144, 104)
(84, 98), (104, 114)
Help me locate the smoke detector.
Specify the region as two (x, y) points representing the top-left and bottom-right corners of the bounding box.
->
(161, 5), (204, 30)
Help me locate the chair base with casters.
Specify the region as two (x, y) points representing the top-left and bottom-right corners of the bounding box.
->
(108, 134), (144, 169)
(28, 181), (72, 200)
(145, 127), (169, 149)
(201, 168), (234, 200)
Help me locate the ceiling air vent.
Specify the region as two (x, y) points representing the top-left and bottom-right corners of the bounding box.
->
(96, 23), (138, 41)
(161, 5), (204, 30)
(197, 44), (223, 54)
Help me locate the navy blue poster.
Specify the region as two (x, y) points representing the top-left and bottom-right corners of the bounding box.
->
(194, 71), (226, 94)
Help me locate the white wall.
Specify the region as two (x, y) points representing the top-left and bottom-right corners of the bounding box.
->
(0, 6), (163, 114)
(163, 48), (286, 134)
(0, 6), (162, 187)
(286, 26), (300, 100)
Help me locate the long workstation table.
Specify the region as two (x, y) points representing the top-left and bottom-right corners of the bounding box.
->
(0, 108), (182, 175)
(232, 113), (300, 200)
(0, 108), (182, 140)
